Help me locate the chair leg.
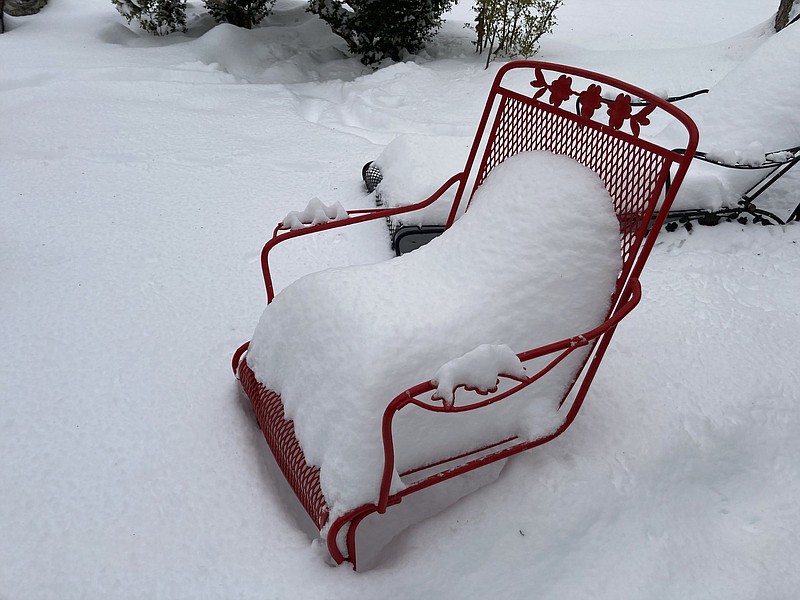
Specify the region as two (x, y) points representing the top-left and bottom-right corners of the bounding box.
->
(346, 513), (369, 571)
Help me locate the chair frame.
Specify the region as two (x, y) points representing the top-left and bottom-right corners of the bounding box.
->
(665, 145), (800, 227)
(233, 60), (698, 569)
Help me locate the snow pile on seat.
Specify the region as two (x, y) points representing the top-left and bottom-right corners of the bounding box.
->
(246, 151), (622, 519)
(705, 141), (768, 168)
(373, 134), (471, 225)
(659, 23), (800, 211)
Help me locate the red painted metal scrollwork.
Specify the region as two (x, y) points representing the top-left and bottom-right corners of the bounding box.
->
(529, 67), (656, 136)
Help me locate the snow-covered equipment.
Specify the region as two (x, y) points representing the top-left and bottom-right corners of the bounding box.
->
(664, 145), (800, 226)
(659, 22), (800, 226)
(366, 127), (798, 247)
(370, 138), (799, 245)
(367, 25), (800, 242)
(232, 61), (699, 569)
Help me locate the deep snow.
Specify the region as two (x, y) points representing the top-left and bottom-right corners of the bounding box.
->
(1, 0), (799, 597)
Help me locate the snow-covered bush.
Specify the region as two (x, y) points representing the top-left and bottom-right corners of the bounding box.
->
(112, 0), (187, 35)
(3, 0), (49, 17)
(469, 0), (561, 67)
(203, 0), (275, 28)
(308, 0), (456, 64)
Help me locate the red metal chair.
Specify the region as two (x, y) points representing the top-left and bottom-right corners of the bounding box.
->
(232, 60), (698, 569)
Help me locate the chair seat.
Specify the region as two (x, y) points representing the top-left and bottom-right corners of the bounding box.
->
(245, 152), (623, 520)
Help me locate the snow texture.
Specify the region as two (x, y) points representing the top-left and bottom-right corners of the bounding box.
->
(247, 151), (622, 518)
(705, 141), (767, 167)
(281, 196), (348, 229)
(374, 133), (471, 225)
(432, 344), (527, 407)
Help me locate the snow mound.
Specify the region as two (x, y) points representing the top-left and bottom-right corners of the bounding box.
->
(660, 24), (800, 210)
(246, 151), (622, 519)
(281, 197), (348, 230)
(705, 141), (766, 167)
(432, 344), (527, 408)
(684, 24), (799, 152)
(374, 133), (471, 224)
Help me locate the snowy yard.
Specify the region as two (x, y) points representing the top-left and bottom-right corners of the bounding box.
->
(2, 0), (799, 597)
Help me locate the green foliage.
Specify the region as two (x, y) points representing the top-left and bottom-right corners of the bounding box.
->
(112, 0), (187, 35)
(203, 0), (275, 29)
(469, 0), (562, 67)
(308, 0), (456, 65)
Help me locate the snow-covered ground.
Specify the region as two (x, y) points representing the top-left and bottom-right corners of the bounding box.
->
(2, 0), (799, 597)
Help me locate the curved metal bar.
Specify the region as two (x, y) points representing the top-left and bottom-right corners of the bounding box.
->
(444, 60), (698, 287)
(674, 145), (800, 169)
(630, 88), (709, 107)
(665, 147), (800, 225)
(335, 284), (643, 563)
(261, 172), (465, 303)
(345, 512), (370, 570)
(413, 346), (580, 414)
(231, 341), (250, 377)
(326, 499), (402, 566)
(375, 280), (641, 512)
(377, 384), (433, 514)
(503, 60), (700, 138)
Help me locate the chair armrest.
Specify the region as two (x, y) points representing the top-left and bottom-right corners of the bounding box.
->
(673, 145), (800, 169)
(376, 278), (642, 511)
(666, 145), (799, 218)
(260, 172), (466, 302)
(629, 88), (709, 107)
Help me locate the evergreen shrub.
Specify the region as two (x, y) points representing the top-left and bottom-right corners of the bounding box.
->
(308, 0), (456, 65)
(204, 0), (275, 29)
(112, 0), (187, 35)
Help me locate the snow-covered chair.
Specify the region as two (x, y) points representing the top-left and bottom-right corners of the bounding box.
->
(658, 22), (800, 226)
(232, 61), (698, 569)
(664, 144), (800, 227)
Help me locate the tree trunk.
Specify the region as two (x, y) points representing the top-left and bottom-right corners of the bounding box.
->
(775, 0), (797, 31)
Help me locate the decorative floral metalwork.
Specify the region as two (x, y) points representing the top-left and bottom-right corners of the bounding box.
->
(529, 68), (656, 136)
(578, 84), (603, 119)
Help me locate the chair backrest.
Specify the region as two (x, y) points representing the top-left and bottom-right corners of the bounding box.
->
(447, 61), (698, 301)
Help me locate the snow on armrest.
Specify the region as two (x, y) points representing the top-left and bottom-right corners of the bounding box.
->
(432, 344), (526, 408)
(247, 151), (622, 520)
(281, 197), (348, 230)
(704, 142), (767, 167)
